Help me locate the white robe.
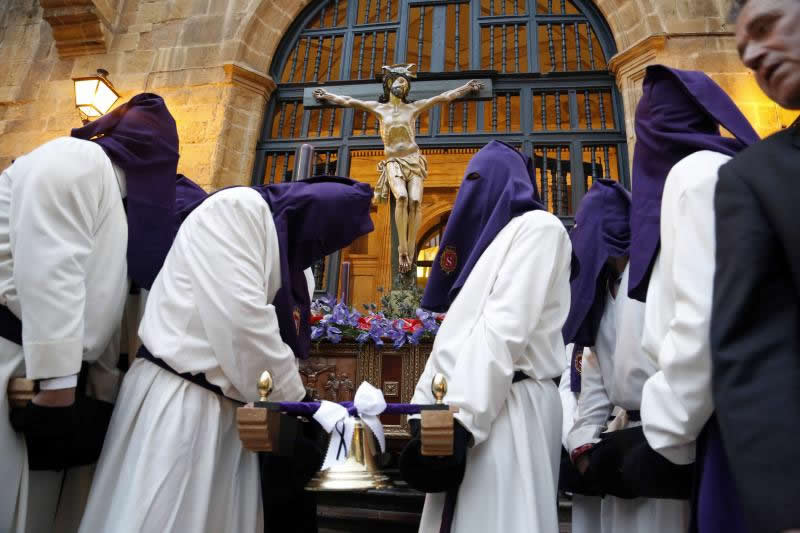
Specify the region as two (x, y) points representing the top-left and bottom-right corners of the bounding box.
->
(559, 346), (602, 533)
(640, 150), (729, 466)
(411, 210), (572, 533)
(79, 187), (306, 533)
(0, 137), (128, 533)
(567, 267), (688, 533)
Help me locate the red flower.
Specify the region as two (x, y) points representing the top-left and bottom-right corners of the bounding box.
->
(310, 313), (324, 325)
(357, 316), (376, 331)
(400, 318), (423, 333)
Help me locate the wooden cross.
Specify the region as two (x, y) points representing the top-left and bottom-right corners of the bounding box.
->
(302, 77), (493, 109)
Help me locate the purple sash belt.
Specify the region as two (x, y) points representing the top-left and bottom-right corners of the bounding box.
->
(137, 345), (243, 404)
(277, 401), (422, 417)
(0, 304), (22, 345)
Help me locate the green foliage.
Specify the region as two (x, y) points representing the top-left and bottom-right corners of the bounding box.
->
(377, 286), (423, 318)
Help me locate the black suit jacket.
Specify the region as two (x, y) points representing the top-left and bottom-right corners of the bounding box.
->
(712, 118), (800, 533)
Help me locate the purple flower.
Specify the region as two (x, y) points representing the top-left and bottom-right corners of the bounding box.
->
(312, 300), (441, 346)
(409, 327), (426, 345)
(318, 294), (337, 309)
(367, 321), (386, 346)
(415, 308), (439, 334)
(346, 307), (361, 327)
(385, 322), (407, 349)
(331, 303), (350, 325)
(391, 334), (406, 349)
(326, 326), (342, 343)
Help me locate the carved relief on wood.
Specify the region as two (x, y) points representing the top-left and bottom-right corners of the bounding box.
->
(303, 343), (359, 401)
(299, 360), (334, 400)
(303, 342), (433, 438)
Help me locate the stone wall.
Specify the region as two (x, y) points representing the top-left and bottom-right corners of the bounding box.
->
(0, 0), (291, 188)
(0, 0), (795, 190)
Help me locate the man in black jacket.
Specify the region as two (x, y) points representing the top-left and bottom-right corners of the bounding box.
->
(711, 1), (800, 532)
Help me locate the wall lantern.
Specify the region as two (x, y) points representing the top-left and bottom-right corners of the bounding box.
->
(72, 69), (120, 123)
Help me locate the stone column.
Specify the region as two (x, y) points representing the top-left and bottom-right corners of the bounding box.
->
(608, 33), (667, 178)
(211, 63), (277, 189)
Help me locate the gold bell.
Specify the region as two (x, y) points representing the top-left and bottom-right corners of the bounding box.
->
(305, 419), (392, 491)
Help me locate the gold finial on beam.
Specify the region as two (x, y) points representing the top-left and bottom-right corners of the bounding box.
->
(258, 371), (273, 402)
(422, 373), (455, 457)
(431, 373), (447, 404)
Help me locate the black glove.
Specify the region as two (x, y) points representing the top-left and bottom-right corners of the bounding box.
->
(399, 418), (471, 493)
(558, 447), (603, 496)
(70, 397), (114, 466)
(10, 401), (78, 471)
(599, 425), (647, 453)
(260, 416), (323, 533)
(259, 417), (325, 503)
(620, 442), (693, 500)
(10, 397), (114, 471)
(583, 426), (650, 499)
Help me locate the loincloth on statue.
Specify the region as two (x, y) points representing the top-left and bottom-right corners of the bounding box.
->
(374, 152), (428, 203)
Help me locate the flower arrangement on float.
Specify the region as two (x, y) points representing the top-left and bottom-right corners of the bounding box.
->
(310, 296), (444, 349)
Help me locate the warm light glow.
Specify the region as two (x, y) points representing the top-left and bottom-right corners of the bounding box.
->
(416, 246), (439, 282)
(78, 105), (101, 117)
(74, 78), (101, 108)
(73, 70), (120, 122)
(93, 81), (119, 114)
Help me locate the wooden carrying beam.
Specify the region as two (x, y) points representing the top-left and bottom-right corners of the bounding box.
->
(236, 405), (283, 452)
(8, 378), (35, 408)
(420, 405), (458, 457)
(236, 404), (304, 454)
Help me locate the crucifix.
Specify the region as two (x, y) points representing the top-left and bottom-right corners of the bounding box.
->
(308, 65), (490, 274)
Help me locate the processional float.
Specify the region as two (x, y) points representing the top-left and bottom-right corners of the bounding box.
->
(236, 370), (458, 491)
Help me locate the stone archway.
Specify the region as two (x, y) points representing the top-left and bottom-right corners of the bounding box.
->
(225, 0), (780, 191)
(234, 0), (313, 78)
(233, 0), (729, 78)
(416, 202), (453, 255)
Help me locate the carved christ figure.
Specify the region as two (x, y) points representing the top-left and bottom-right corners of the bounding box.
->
(314, 65), (482, 272)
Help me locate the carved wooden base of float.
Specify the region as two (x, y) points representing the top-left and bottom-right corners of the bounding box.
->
(304, 342), (432, 439)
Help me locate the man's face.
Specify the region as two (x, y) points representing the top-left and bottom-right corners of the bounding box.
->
(735, 0), (800, 109)
(391, 76), (409, 98)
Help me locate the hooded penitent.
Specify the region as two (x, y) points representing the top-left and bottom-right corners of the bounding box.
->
(562, 178), (631, 391)
(421, 140), (546, 312)
(628, 65), (759, 301)
(71, 93), (180, 290)
(175, 174), (208, 216)
(178, 176), (374, 360)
